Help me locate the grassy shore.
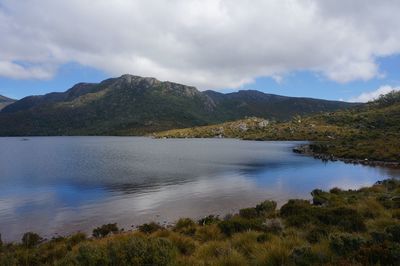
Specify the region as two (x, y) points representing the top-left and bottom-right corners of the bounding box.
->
(1, 179), (400, 265)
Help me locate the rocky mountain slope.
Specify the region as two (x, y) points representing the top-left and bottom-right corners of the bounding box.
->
(0, 74), (356, 136)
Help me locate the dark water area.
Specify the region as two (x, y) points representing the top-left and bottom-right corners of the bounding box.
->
(0, 137), (399, 242)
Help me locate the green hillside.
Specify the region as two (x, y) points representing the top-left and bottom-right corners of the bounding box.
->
(0, 75), (355, 136)
(155, 91), (400, 162)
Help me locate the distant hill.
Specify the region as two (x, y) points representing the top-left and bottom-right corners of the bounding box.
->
(0, 74), (356, 136)
(156, 91), (400, 162)
(0, 95), (15, 111)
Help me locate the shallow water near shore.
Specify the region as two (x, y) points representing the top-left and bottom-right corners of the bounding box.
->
(0, 137), (399, 242)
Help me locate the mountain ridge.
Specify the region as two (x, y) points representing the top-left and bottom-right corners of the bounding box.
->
(0, 74), (357, 136)
(0, 95), (16, 111)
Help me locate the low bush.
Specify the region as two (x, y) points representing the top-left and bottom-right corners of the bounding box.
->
(329, 233), (365, 255)
(306, 227), (329, 243)
(138, 222), (163, 234)
(168, 233), (196, 255)
(385, 224), (400, 242)
(173, 218), (196, 236)
(198, 215), (220, 226)
(195, 224), (223, 242)
(311, 189), (329, 205)
(289, 246), (320, 266)
(92, 223), (119, 238)
(218, 217), (262, 236)
(67, 232), (87, 246)
(21, 232), (42, 248)
(255, 200), (277, 216)
(239, 207), (258, 219)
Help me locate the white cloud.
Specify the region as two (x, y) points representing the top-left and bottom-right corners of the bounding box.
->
(349, 85), (400, 102)
(1, 0), (400, 89)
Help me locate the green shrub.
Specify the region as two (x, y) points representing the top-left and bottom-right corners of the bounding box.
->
(386, 224), (400, 243)
(370, 231), (388, 244)
(255, 200), (277, 216)
(315, 207), (366, 232)
(306, 227), (328, 243)
(92, 223), (119, 238)
(174, 218), (196, 236)
(195, 224), (223, 242)
(169, 234), (196, 255)
(68, 232), (87, 246)
(107, 237), (177, 265)
(329, 233), (365, 255)
(239, 208), (258, 219)
(286, 213), (313, 227)
(198, 215), (220, 226)
(280, 200), (312, 217)
(289, 246), (320, 266)
(21, 232), (42, 248)
(311, 189), (329, 205)
(329, 187), (342, 194)
(218, 217), (262, 236)
(138, 222), (163, 234)
(263, 218), (283, 234)
(76, 243), (109, 265)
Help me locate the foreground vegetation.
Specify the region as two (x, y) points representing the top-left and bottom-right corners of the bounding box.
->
(1, 179), (400, 265)
(155, 91), (400, 163)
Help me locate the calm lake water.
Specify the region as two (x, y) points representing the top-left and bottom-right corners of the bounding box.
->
(0, 137), (399, 241)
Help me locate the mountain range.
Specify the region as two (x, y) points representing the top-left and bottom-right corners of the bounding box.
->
(0, 74), (357, 136)
(0, 95), (15, 111)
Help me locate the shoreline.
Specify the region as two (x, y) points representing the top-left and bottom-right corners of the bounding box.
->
(293, 144), (400, 168)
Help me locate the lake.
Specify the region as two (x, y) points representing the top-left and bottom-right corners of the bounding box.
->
(0, 137), (399, 242)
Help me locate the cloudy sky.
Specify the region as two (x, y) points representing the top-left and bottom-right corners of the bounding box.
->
(1, 0), (400, 101)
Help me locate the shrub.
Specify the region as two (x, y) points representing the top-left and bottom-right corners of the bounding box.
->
(280, 200), (312, 217)
(195, 224), (223, 242)
(218, 217), (262, 236)
(263, 218), (283, 234)
(316, 207), (366, 232)
(285, 213), (313, 227)
(76, 243), (109, 265)
(138, 222), (163, 234)
(386, 224), (400, 242)
(174, 218), (196, 235)
(255, 200), (277, 216)
(311, 189), (329, 205)
(357, 242), (400, 266)
(194, 241), (231, 259)
(168, 234), (196, 255)
(256, 233), (271, 243)
(289, 246), (319, 266)
(370, 231), (388, 244)
(329, 233), (365, 255)
(68, 232), (86, 246)
(239, 208), (258, 219)
(329, 187), (342, 194)
(198, 215), (220, 226)
(306, 227), (328, 243)
(22, 232), (42, 248)
(92, 223), (119, 238)
(392, 209), (400, 219)
(107, 237), (177, 266)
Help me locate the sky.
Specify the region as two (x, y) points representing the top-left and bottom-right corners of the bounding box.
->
(0, 0), (400, 102)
